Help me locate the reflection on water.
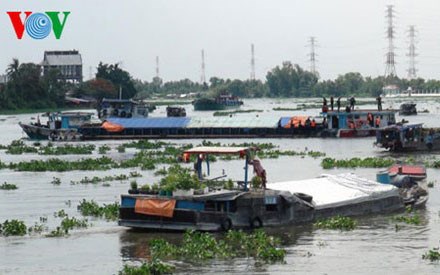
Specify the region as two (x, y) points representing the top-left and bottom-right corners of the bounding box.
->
(1, 98), (440, 274)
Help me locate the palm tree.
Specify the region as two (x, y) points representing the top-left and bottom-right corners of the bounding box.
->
(6, 58), (20, 81)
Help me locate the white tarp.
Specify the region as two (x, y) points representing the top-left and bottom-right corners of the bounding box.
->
(267, 173), (399, 210)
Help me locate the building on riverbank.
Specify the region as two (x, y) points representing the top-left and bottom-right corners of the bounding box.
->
(42, 50), (83, 83)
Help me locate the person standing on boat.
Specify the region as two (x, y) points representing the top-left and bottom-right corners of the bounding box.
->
(376, 96), (382, 111)
(330, 96), (334, 111)
(375, 116), (381, 128)
(337, 97), (341, 112)
(350, 96), (356, 110)
(367, 113), (374, 127)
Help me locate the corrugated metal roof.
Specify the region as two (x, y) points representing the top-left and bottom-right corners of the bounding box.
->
(44, 54), (82, 66)
(187, 116), (278, 128)
(184, 146), (250, 154)
(107, 117), (190, 128)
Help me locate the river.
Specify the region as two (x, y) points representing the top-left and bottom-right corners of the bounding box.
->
(0, 97), (439, 274)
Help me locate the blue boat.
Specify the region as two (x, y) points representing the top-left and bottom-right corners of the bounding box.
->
(19, 111), (94, 140)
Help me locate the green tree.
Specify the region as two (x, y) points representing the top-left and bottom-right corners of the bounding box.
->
(96, 62), (137, 99)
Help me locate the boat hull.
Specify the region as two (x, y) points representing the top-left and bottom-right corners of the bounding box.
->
(19, 122), (81, 141)
(338, 128), (377, 138)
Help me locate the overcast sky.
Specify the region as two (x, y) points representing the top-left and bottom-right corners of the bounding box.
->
(1, 0), (439, 82)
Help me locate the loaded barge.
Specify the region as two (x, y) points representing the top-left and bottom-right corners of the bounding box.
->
(119, 146), (425, 231)
(79, 109), (397, 140)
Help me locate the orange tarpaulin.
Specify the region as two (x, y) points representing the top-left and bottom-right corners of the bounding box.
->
(135, 198), (176, 218)
(102, 121), (124, 132)
(284, 116), (308, 129)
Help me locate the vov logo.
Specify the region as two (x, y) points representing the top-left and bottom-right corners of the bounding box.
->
(7, 11), (71, 40)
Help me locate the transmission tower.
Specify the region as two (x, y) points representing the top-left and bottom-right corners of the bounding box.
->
(385, 5), (397, 78)
(89, 66), (93, 80)
(201, 49), (206, 84)
(307, 37), (318, 76)
(155, 56), (160, 78)
(407, 25), (417, 80)
(250, 43), (256, 80)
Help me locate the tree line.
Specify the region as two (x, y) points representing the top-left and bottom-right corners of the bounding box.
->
(2, 59), (440, 111)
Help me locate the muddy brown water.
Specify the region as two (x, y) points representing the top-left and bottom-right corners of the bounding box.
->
(1, 98), (439, 274)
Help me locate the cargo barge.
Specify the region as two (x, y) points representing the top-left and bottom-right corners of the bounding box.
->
(78, 109), (397, 140)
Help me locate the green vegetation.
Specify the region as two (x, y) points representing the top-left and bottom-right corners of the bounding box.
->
(422, 247), (440, 262)
(213, 109), (263, 116)
(9, 156), (116, 172)
(0, 219), (27, 236)
(77, 199), (119, 221)
(51, 177), (61, 185)
(427, 181), (435, 188)
(149, 230), (286, 264)
(70, 173), (141, 185)
(0, 140), (96, 155)
(159, 165), (200, 191)
(119, 260), (174, 275)
(393, 214), (421, 225)
(273, 107), (301, 111)
(0, 182), (18, 190)
(314, 216), (357, 230)
(98, 145), (111, 154)
(321, 157), (395, 169)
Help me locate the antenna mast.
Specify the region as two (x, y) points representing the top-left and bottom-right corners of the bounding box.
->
(201, 49), (206, 84)
(385, 5), (397, 78)
(250, 43), (256, 80)
(407, 25), (417, 80)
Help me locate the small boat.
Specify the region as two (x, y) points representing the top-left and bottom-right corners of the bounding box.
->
(376, 166), (428, 208)
(118, 146), (416, 232)
(166, 106), (186, 117)
(19, 111), (94, 140)
(399, 103), (417, 116)
(322, 109), (397, 138)
(375, 123), (440, 152)
(193, 93), (243, 111)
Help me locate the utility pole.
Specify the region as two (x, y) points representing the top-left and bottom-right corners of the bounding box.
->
(407, 25), (417, 80)
(307, 37), (318, 76)
(385, 5), (397, 78)
(250, 43), (256, 80)
(201, 49), (206, 84)
(155, 56), (160, 79)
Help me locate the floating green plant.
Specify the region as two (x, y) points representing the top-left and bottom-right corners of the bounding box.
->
(77, 199), (119, 221)
(213, 109), (263, 116)
(314, 216), (357, 230)
(422, 247), (440, 262)
(98, 145), (111, 154)
(321, 157), (395, 169)
(149, 229), (286, 264)
(0, 219), (27, 236)
(51, 177), (61, 185)
(119, 259), (174, 275)
(393, 214), (421, 225)
(0, 182), (18, 190)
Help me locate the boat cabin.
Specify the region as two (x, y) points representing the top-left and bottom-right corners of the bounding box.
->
(323, 110), (396, 130)
(98, 98), (148, 119)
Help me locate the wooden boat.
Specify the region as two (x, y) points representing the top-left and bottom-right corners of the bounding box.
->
(19, 112), (93, 140)
(193, 93), (243, 111)
(118, 146), (417, 232)
(387, 164), (426, 180)
(375, 123), (440, 152)
(399, 103), (417, 116)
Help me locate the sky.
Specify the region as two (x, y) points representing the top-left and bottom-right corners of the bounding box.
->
(1, 0), (439, 82)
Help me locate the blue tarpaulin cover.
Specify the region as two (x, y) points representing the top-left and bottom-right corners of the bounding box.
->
(279, 117), (292, 127)
(106, 117), (191, 128)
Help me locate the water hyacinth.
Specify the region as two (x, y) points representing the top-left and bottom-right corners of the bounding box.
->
(149, 230), (286, 264)
(0, 219), (27, 236)
(314, 216), (357, 230)
(321, 157), (395, 169)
